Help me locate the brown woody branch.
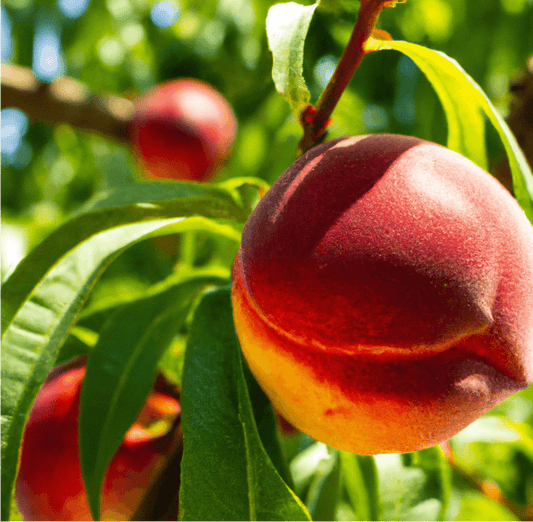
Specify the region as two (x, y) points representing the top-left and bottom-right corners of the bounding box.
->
(1, 63), (134, 143)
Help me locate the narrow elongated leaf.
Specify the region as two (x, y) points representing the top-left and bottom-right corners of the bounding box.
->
(266, 2), (319, 120)
(80, 274), (226, 520)
(179, 287), (310, 521)
(217, 176), (271, 209)
(450, 415), (533, 516)
(54, 267), (230, 366)
(78, 265), (231, 323)
(366, 38), (533, 221)
(290, 442), (331, 498)
(305, 448), (340, 521)
(401, 446), (452, 521)
(452, 414), (523, 444)
(1, 181), (248, 334)
(365, 37), (487, 171)
(241, 357), (295, 490)
(340, 452), (381, 521)
(0, 217), (240, 521)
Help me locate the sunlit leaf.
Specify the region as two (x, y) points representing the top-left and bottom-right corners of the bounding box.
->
(451, 415), (533, 515)
(266, 2), (319, 120)
(366, 38), (533, 221)
(452, 415), (522, 445)
(340, 452), (381, 521)
(1, 181), (248, 335)
(304, 448), (340, 520)
(0, 215), (239, 520)
(454, 491), (518, 521)
(375, 446), (451, 521)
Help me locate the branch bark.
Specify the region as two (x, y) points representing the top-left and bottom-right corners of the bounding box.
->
(1, 63), (135, 143)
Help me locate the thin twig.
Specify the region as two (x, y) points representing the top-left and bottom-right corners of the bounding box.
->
(442, 442), (533, 521)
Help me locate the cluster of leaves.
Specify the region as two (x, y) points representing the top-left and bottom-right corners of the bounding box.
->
(2, 0), (533, 520)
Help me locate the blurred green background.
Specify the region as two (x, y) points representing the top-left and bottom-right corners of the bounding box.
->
(2, 0), (533, 519)
(3, 0), (533, 275)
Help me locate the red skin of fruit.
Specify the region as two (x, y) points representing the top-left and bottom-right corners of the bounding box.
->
(275, 410), (300, 436)
(15, 357), (180, 521)
(130, 79), (237, 181)
(232, 134), (533, 455)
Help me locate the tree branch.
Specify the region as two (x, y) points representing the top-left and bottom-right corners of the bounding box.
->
(1, 63), (134, 143)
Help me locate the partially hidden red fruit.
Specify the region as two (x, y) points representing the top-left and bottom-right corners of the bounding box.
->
(130, 79), (237, 181)
(275, 410), (300, 436)
(15, 357), (181, 521)
(232, 134), (533, 455)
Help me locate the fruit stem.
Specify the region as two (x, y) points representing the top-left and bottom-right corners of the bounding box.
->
(297, 0), (397, 156)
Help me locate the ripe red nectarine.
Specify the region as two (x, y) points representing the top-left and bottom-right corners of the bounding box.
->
(130, 79), (237, 181)
(15, 357), (181, 521)
(232, 134), (533, 454)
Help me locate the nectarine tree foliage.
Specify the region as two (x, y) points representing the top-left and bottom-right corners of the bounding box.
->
(2, 0), (533, 520)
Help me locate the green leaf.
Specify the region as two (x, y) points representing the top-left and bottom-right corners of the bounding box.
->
(450, 415), (533, 512)
(1, 181), (247, 334)
(367, 39), (488, 171)
(79, 274), (226, 520)
(266, 2), (319, 120)
(289, 443), (342, 519)
(290, 442), (331, 497)
(241, 357), (295, 490)
(340, 452), (381, 521)
(401, 446), (452, 520)
(55, 266), (230, 366)
(367, 38), (533, 222)
(454, 491), (519, 521)
(54, 326), (98, 366)
(375, 446), (451, 521)
(305, 448), (341, 521)
(179, 287), (311, 521)
(0, 216), (239, 521)
(78, 180), (250, 216)
(217, 176), (271, 210)
(78, 265), (231, 324)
